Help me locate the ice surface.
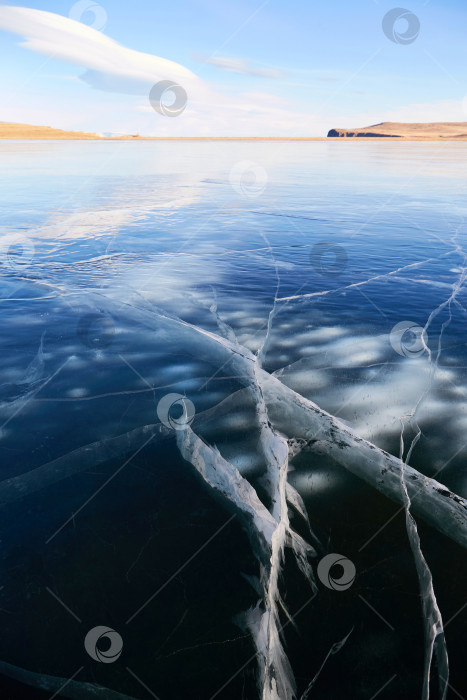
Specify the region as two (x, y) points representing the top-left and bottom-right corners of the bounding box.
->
(2, 142), (467, 699)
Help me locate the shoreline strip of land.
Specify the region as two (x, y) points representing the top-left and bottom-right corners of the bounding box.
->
(2, 121), (467, 141)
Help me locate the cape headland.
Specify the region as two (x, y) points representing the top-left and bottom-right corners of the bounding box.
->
(327, 122), (467, 139)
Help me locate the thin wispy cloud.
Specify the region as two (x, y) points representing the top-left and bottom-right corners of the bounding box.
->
(194, 53), (286, 79)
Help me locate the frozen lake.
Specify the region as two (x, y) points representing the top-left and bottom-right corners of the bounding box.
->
(0, 140), (466, 699)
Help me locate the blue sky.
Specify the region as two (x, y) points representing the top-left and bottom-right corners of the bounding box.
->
(0, 0), (466, 135)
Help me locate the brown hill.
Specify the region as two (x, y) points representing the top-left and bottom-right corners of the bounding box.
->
(327, 122), (467, 139)
(0, 122), (109, 139)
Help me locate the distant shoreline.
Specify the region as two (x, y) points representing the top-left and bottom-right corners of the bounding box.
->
(327, 121), (467, 140)
(2, 122), (467, 141)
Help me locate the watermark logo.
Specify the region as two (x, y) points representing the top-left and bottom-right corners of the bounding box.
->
(84, 626), (123, 663)
(149, 81), (188, 117)
(382, 8), (420, 45)
(157, 393), (195, 430)
(390, 320), (427, 358)
(0, 234), (35, 271)
(77, 312), (115, 349)
(229, 161), (268, 199)
(317, 553), (356, 591)
(69, 0), (107, 31)
(310, 241), (347, 277)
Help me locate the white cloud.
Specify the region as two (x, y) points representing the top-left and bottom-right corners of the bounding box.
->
(193, 53), (286, 79)
(0, 5), (201, 93)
